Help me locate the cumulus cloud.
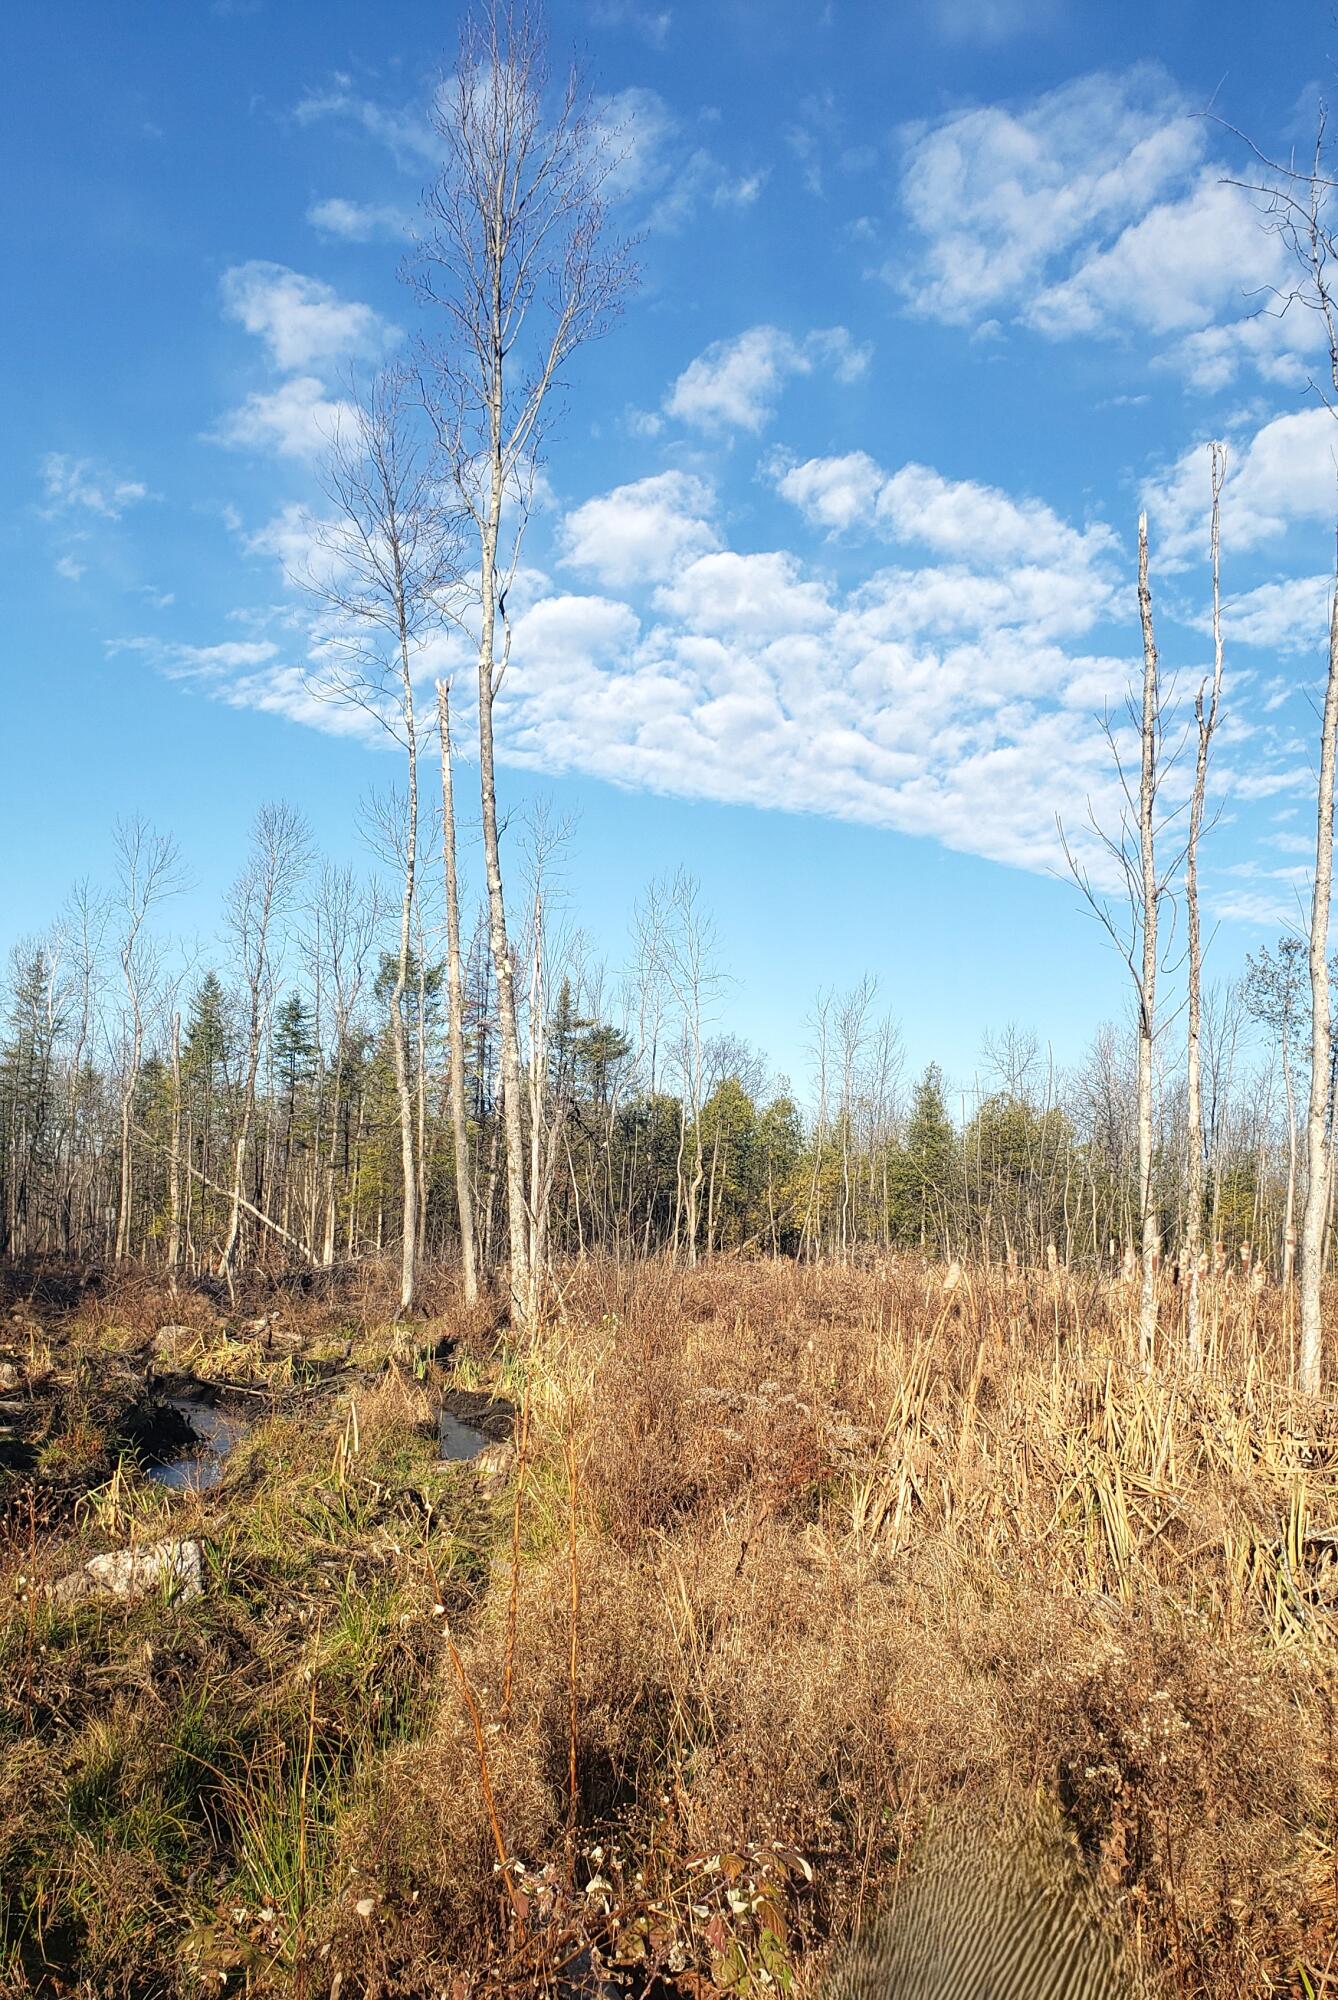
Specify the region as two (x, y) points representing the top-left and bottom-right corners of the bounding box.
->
(220, 262), (399, 372)
(184, 452), (1156, 878)
(1143, 408), (1338, 565)
(665, 324), (870, 431)
(1206, 574), (1334, 656)
(894, 66), (1306, 388)
(210, 376), (350, 460)
(770, 451), (1117, 635)
(897, 68), (1200, 323)
(560, 471), (719, 587)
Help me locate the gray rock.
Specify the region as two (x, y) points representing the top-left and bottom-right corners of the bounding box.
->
(52, 1537), (205, 1608)
(0, 1360), (21, 1392)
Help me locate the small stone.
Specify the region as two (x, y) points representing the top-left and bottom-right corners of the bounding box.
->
(0, 1361), (21, 1392)
(354, 1898), (375, 1919)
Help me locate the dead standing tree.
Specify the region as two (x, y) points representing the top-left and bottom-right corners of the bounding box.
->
(304, 369), (455, 1316)
(1184, 444), (1227, 1365)
(1228, 111), (1338, 1393)
(1061, 514), (1179, 1369)
(436, 677), (479, 1306)
(413, 0), (635, 1326)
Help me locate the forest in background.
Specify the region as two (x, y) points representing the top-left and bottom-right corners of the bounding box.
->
(2, 828), (1336, 1290)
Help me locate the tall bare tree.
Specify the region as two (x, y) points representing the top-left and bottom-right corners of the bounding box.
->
(306, 369), (454, 1315)
(437, 678), (479, 1304)
(1227, 110), (1338, 1390)
(414, 0), (635, 1324)
(1185, 445), (1227, 1364)
(1060, 514), (1175, 1367)
(1301, 577), (1338, 1394)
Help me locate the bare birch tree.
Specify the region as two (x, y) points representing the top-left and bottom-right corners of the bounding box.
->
(1301, 576), (1338, 1393)
(1231, 116), (1338, 1394)
(1061, 514), (1176, 1367)
(414, 0), (635, 1324)
(436, 678), (479, 1304)
(305, 369), (455, 1315)
(1184, 444), (1227, 1364)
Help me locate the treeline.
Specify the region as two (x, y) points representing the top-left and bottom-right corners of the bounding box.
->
(0, 819), (1325, 1282)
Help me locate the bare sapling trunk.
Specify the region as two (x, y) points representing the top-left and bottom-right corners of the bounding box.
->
(1300, 569), (1338, 1395)
(167, 1009), (183, 1280)
(438, 679), (479, 1305)
(1185, 446), (1227, 1366)
(1135, 514), (1162, 1369)
(416, 0), (634, 1323)
(220, 804), (307, 1286)
(390, 697), (420, 1315)
(111, 821), (179, 1262)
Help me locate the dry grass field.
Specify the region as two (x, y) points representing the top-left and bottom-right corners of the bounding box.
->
(0, 1258), (1334, 1997)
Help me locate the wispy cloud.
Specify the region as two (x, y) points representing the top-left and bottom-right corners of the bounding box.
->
(665, 325), (870, 432)
(307, 197), (412, 242)
(40, 453), (149, 520)
(293, 76), (438, 168)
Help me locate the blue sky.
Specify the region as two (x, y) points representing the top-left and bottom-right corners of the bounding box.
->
(4, 0), (1338, 1093)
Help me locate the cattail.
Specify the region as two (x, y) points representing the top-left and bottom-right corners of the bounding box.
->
(825, 1824), (1137, 2000)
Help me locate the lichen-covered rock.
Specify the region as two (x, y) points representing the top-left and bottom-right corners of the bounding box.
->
(52, 1537), (205, 1607)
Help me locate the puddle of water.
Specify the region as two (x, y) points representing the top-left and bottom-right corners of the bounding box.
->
(147, 1397), (250, 1491)
(438, 1410), (491, 1462)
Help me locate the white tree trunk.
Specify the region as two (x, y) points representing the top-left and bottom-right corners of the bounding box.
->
(1136, 512), (1161, 1370)
(437, 679), (479, 1306)
(1299, 574), (1338, 1394)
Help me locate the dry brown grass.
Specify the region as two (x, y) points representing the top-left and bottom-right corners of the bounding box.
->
(1, 1256), (1335, 1997)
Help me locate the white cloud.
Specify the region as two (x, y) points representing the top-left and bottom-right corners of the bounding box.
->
(591, 86), (767, 233)
(243, 502), (336, 580)
(1026, 174), (1309, 383)
(897, 68), (1201, 326)
(769, 450), (885, 532)
(1144, 408), (1338, 565)
(220, 261), (398, 372)
(176, 450), (1159, 881)
(933, 0), (1058, 39)
(210, 376), (350, 460)
(560, 471), (719, 588)
(54, 554), (86, 581)
(40, 453), (149, 519)
(589, 1), (673, 46)
(307, 197), (411, 241)
(1208, 574), (1334, 657)
(293, 79), (437, 168)
(665, 324), (870, 431)
(894, 67), (1305, 389)
(770, 451), (1116, 634)
(655, 550), (834, 636)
